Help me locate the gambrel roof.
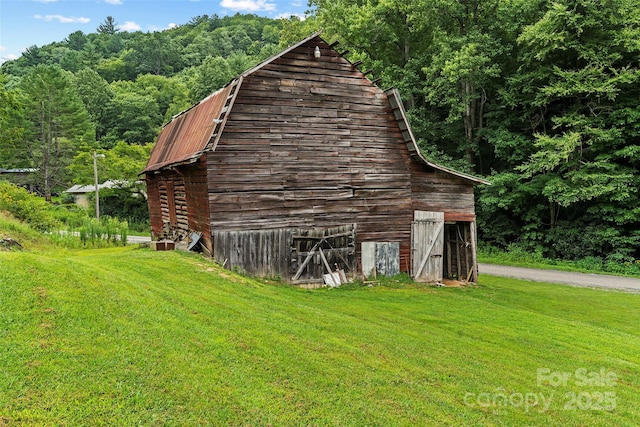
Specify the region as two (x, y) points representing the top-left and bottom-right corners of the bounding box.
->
(143, 33), (488, 185)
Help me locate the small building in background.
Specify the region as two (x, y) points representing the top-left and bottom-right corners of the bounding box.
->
(0, 168), (39, 193)
(65, 180), (119, 208)
(143, 33), (489, 284)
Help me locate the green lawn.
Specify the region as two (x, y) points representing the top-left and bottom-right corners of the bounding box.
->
(1, 246), (639, 426)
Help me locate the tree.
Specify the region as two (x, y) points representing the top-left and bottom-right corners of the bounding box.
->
(133, 74), (190, 122)
(480, 0), (640, 260)
(0, 73), (25, 167)
(189, 55), (234, 102)
(73, 68), (114, 140)
(68, 141), (152, 224)
(22, 45), (46, 67)
(104, 86), (161, 145)
(69, 141), (153, 185)
(95, 51), (135, 82)
(97, 16), (118, 35)
(126, 31), (184, 76)
(420, 0), (510, 168)
(19, 65), (94, 201)
(81, 42), (102, 69)
(65, 31), (88, 51)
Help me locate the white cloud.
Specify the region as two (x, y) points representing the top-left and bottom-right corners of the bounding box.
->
(276, 12), (306, 20)
(118, 21), (141, 31)
(0, 50), (19, 65)
(104, 0), (123, 4)
(220, 0), (276, 12)
(147, 23), (178, 32)
(34, 14), (91, 24)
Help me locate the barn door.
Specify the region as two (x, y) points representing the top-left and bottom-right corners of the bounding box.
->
(411, 211), (444, 282)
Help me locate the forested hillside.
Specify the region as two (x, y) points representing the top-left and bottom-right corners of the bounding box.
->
(2, 1), (640, 263)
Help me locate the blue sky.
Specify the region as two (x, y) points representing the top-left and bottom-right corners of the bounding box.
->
(0, 0), (310, 63)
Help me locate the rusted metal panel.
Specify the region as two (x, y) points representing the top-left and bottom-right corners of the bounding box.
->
(361, 242), (400, 278)
(143, 84), (235, 173)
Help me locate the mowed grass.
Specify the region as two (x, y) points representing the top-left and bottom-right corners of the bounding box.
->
(1, 246), (639, 426)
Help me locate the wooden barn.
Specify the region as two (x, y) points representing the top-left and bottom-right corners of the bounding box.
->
(143, 33), (489, 284)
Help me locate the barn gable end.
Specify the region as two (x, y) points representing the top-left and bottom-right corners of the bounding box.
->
(144, 33), (487, 283)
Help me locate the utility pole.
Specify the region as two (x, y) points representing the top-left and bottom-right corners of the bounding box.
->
(93, 152), (105, 220)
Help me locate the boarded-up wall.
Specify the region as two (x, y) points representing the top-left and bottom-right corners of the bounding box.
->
(213, 228), (291, 278)
(213, 224), (356, 282)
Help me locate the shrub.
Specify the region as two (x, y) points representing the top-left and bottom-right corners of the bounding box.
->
(0, 181), (59, 232)
(75, 216), (128, 247)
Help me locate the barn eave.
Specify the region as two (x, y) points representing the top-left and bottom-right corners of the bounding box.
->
(385, 88), (490, 186)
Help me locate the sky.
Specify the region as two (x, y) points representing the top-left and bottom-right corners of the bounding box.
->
(0, 0), (310, 63)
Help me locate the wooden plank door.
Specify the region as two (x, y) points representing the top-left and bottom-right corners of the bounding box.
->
(411, 211), (444, 282)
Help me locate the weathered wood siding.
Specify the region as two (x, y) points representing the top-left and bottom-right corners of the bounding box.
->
(213, 224), (356, 281)
(146, 174), (163, 238)
(146, 175), (187, 237)
(213, 228), (291, 278)
(207, 38), (415, 264)
(182, 157), (212, 251)
(411, 165), (476, 222)
(145, 157), (212, 250)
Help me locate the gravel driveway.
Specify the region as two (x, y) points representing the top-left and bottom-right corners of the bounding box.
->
(479, 263), (640, 293)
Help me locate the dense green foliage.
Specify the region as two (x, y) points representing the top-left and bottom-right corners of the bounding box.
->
(0, 14), (286, 197)
(0, 182), (129, 247)
(310, 0), (640, 262)
(1, 243), (639, 425)
(2, 4), (640, 262)
(0, 181), (60, 232)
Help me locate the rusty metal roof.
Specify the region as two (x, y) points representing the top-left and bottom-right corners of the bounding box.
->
(143, 83), (235, 173)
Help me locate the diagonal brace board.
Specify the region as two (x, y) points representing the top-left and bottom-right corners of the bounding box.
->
(291, 241), (337, 281)
(292, 241), (321, 281)
(414, 221), (444, 279)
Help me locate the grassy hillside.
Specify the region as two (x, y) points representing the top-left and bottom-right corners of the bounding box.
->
(1, 240), (639, 425)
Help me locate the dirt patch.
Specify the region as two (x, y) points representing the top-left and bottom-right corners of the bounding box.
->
(441, 279), (469, 287)
(32, 287), (47, 299)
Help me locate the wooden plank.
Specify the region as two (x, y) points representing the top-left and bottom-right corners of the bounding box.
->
(318, 247), (333, 274)
(413, 220), (444, 279)
(166, 181), (177, 226)
(470, 220), (478, 282)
